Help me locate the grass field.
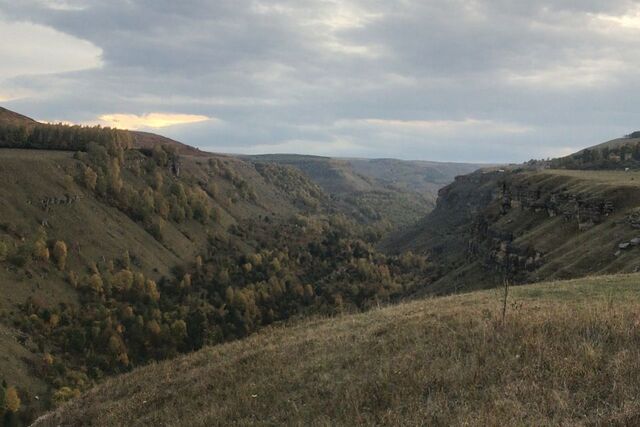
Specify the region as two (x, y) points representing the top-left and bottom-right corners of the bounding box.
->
(35, 273), (640, 426)
(541, 168), (640, 187)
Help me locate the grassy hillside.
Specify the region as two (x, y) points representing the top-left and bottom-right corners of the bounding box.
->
(0, 107), (36, 127)
(35, 273), (640, 426)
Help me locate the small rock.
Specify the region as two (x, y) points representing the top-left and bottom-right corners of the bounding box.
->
(619, 242), (631, 250)
(631, 238), (640, 246)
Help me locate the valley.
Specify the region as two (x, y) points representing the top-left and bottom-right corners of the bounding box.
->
(3, 105), (640, 425)
(0, 108), (457, 424)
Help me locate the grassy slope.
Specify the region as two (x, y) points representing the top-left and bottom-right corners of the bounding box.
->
(584, 136), (640, 153)
(35, 273), (640, 426)
(0, 106), (36, 127)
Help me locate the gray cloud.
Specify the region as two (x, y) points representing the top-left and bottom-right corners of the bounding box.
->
(2, 0), (640, 162)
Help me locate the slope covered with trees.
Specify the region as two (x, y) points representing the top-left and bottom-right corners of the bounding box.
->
(0, 108), (434, 425)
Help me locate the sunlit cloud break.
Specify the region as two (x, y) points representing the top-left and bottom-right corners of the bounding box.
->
(98, 113), (213, 130)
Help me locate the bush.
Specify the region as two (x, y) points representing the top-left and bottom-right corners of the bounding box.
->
(8, 246), (30, 268)
(52, 387), (80, 406)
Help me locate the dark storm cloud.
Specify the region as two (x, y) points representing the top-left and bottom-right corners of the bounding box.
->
(2, 0), (640, 162)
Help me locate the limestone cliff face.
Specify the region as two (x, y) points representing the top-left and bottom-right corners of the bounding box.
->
(385, 168), (640, 293)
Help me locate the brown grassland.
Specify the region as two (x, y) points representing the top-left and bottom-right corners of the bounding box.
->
(35, 273), (640, 426)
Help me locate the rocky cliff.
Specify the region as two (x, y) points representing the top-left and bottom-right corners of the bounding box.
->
(384, 167), (640, 293)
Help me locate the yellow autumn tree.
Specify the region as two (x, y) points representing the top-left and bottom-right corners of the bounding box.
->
(145, 279), (160, 302)
(52, 240), (68, 271)
(33, 238), (49, 263)
(88, 273), (104, 294)
(5, 386), (20, 413)
(84, 166), (98, 190)
(179, 273), (192, 289)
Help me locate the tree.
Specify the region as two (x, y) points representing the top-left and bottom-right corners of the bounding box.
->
(0, 386), (5, 415)
(33, 239), (50, 263)
(0, 241), (8, 261)
(171, 320), (188, 343)
(83, 166), (98, 190)
(145, 279), (160, 302)
(52, 241), (68, 271)
(88, 273), (104, 294)
(5, 386), (20, 413)
(179, 273), (192, 289)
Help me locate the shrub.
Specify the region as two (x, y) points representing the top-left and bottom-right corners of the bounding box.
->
(9, 245), (30, 267)
(52, 387), (80, 406)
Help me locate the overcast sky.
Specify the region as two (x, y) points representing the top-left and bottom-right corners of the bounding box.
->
(2, 0), (640, 162)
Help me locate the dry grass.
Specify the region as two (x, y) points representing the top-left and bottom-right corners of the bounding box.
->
(540, 168), (640, 187)
(35, 274), (640, 426)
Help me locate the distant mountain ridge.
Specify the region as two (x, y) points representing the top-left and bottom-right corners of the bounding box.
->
(245, 153), (482, 228)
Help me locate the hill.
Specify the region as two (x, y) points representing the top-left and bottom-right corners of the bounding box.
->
(131, 131), (208, 157)
(0, 107), (36, 127)
(0, 106), (207, 157)
(347, 157), (482, 198)
(552, 133), (640, 170)
(34, 273), (640, 426)
(246, 154), (480, 229)
(0, 108), (435, 423)
(0, 147), (332, 419)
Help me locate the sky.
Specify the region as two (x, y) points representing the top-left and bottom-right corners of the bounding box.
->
(1, 0), (640, 163)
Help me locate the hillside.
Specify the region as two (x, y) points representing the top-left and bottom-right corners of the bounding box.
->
(0, 148), (332, 418)
(131, 131), (208, 157)
(0, 109), (435, 423)
(552, 133), (640, 169)
(0, 107), (36, 127)
(246, 154), (480, 229)
(34, 273), (640, 426)
(347, 157), (482, 198)
(384, 163), (640, 293)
